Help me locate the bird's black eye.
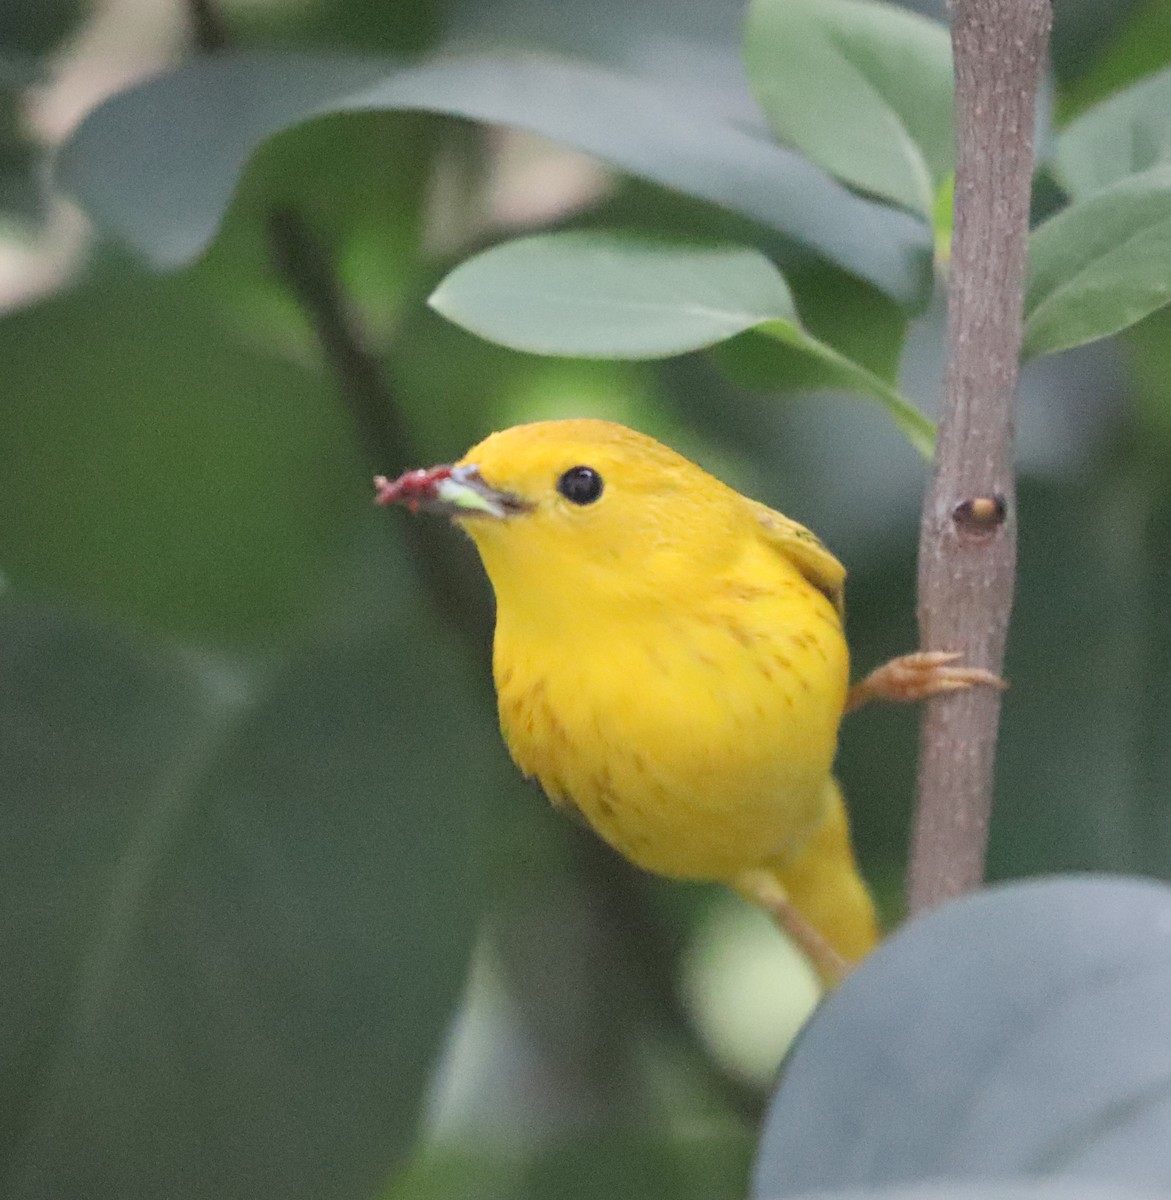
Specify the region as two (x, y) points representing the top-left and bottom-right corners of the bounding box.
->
(557, 465), (604, 505)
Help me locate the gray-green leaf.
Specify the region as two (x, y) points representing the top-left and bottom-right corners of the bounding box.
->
(1054, 66), (1171, 200)
(430, 232), (933, 456)
(1024, 166), (1171, 358)
(55, 50), (931, 304)
(754, 876), (1171, 1197)
(744, 0), (953, 222)
(0, 600), (494, 1200)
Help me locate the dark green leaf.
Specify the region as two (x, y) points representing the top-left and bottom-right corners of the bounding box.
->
(760, 1185), (1162, 1200)
(0, 0), (85, 62)
(709, 255), (907, 393)
(0, 596), (496, 1199)
(1050, 0), (1149, 84)
(55, 51), (932, 304)
(0, 89), (42, 219)
(231, 0), (440, 55)
(1057, 0), (1171, 121)
(520, 1127), (753, 1200)
(990, 475), (1155, 879)
(0, 270), (356, 640)
(744, 0), (953, 221)
(753, 877), (1171, 1197)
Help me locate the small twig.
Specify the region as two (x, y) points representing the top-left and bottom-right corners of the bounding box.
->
(264, 208), (410, 473)
(186, 0), (231, 53)
(264, 207), (494, 650)
(570, 829), (766, 1126)
(184, 0), (493, 652)
(908, 0), (1051, 915)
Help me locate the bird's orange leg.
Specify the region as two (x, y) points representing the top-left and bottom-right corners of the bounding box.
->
(734, 868), (850, 988)
(845, 650), (1006, 715)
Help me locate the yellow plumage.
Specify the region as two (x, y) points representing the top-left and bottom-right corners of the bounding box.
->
(380, 418), (880, 981)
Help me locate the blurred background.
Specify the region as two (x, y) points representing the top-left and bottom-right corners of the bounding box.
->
(2, 0), (1170, 1197)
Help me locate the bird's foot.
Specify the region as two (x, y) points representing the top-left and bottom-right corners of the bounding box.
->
(845, 650), (1006, 714)
(733, 869), (850, 988)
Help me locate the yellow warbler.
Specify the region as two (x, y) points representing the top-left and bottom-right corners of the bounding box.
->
(376, 419), (996, 982)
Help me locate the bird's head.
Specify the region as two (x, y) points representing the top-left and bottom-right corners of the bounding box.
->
(375, 419), (745, 623)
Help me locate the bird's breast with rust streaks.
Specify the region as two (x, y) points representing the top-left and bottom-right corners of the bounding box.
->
(492, 584), (847, 883)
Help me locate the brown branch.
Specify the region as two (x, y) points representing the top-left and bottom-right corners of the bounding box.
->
(908, 0), (1051, 915)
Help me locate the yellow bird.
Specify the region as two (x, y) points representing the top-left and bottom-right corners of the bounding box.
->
(376, 419), (996, 983)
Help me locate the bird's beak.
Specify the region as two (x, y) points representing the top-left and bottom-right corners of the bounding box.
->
(373, 463), (528, 520)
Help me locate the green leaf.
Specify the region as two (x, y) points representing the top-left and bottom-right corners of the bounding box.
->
(0, 89), (42, 221)
(710, 262), (907, 400)
(431, 233), (800, 358)
(0, 269), (356, 640)
(760, 1186), (1166, 1200)
(233, 0), (440, 55)
(1126, 299), (1171, 439)
(753, 876), (1171, 1197)
(988, 471), (1171, 882)
(1055, 65), (1171, 199)
(1057, 0), (1171, 123)
(0, 0), (85, 62)
(0, 597), (496, 1199)
(54, 50), (932, 305)
(743, 0), (953, 221)
(431, 232), (933, 457)
(1023, 166), (1171, 358)
(753, 324), (932, 457)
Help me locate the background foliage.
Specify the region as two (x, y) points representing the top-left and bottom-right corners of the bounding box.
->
(3, 0), (1171, 1197)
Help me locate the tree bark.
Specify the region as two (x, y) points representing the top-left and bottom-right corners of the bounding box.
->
(908, 0), (1052, 914)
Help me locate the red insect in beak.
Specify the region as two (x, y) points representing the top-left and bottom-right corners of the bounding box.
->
(373, 463), (529, 520)
(373, 465), (455, 513)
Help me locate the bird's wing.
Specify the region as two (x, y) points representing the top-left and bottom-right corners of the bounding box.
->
(749, 500), (846, 616)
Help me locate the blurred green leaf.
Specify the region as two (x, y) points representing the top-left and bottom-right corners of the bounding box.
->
(1055, 65), (1171, 198)
(1057, 0), (1171, 118)
(1023, 166), (1171, 358)
(519, 1127), (753, 1200)
(0, 592), (497, 1199)
(430, 232), (933, 455)
(384, 1146), (522, 1200)
(55, 50), (932, 304)
(0, 0), (85, 63)
(227, 0), (442, 55)
(0, 269), (356, 641)
(743, 0), (953, 221)
(0, 89), (42, 220)
(991, 467), (1171, 882)
(1049, 0), (1149, 87)
(707, 250), (909, 403)
(752, 324), (932, 456)
(762, 1185), (1168, 1200)
(1124, 300), (1171, 439)
(754, 877), (1171, 1197)
(445, 0), (744, 73)
(191, 109), (437, 350)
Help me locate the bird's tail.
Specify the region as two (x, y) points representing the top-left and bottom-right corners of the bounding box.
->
(736, 778), (880, 983)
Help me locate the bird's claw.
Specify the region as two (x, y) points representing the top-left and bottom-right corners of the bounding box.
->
(845, 650), (1007, 714)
